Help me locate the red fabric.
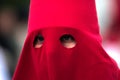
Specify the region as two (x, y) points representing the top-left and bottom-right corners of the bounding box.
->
(13, 0), (119, 80)
(119, 71), (120, 80)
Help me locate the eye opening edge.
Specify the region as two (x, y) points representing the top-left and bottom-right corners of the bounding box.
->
(33, 34), (44, 48)
(60, 34), (76, 49)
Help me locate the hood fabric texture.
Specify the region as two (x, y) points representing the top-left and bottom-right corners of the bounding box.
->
(13, 0), (119, 80)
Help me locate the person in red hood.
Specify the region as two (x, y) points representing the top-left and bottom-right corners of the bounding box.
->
(13, 0), (119, 80)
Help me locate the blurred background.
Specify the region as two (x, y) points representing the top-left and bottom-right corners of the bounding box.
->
(0, 0), (120, 80)
(0, 0), (29, 80)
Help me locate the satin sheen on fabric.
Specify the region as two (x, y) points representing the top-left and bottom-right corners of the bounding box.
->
(13, 0), (119, 80)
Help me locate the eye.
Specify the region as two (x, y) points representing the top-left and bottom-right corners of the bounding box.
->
(33, 35), (44, 48)
(60, 34), (76, 48)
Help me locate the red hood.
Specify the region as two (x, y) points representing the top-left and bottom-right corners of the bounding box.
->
(13, 0), (119, 80)
(28, 0), (101, 42)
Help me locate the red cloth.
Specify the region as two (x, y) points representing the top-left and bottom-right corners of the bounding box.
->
(119, 71), (120, 80)
(13, 0), (119, 80)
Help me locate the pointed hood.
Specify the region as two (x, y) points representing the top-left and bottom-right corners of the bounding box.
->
(28, 0), (101, 41)
(13, 0), (119, 80)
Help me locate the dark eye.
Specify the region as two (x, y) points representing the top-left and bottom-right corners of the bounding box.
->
(60, 34), (76, 48)
(33, 35), (44, 48)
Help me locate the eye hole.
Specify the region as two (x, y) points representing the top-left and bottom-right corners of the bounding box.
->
(33, 35), (44, 48)
(60, 34), (76, 48)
